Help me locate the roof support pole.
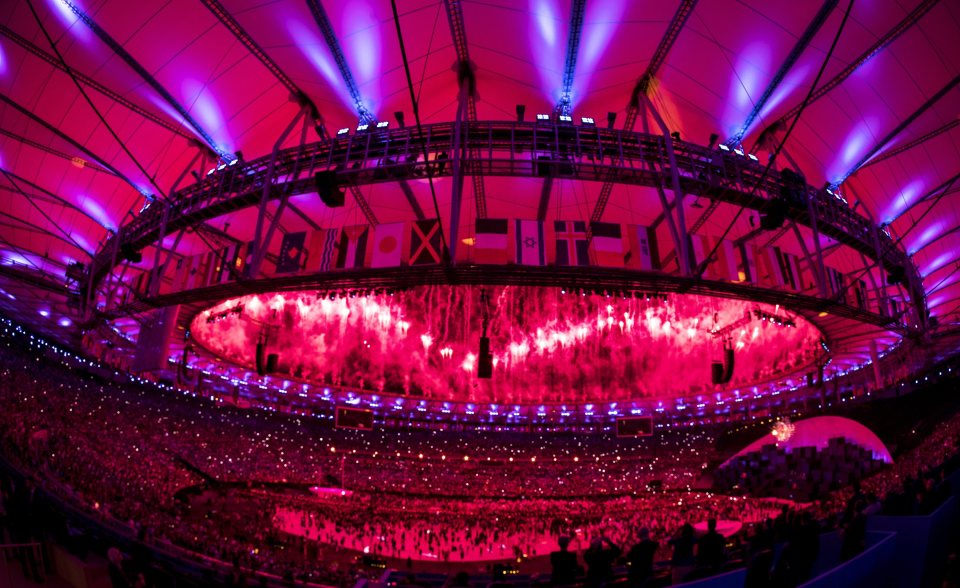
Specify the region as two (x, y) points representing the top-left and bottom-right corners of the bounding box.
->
(441, 0), (486, 218)
(147, 150), (203, 297)
(147, 203), (173, 298)
(589, 0), (698, 223)
(537, 175), (554, 222)
(448, 78), (469, 266)
(858, 252), (883, 316)
(641, 94), (691, 276)
(805, 191), (830, 299)
(789, 222), (826, 297)
(249, 107), (308, 278)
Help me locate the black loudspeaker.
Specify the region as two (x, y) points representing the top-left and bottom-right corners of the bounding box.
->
(536, 156), (554, 177)
(266, 353), (279, 374)
(721, 347), (735, 383)
(120, 243), (142, 263)
(315, 171), (344, 207)
(255, 342), (266, 376)
(759, 199), (786, 230)
(887, 265), (905, 285)
(477, 336), (492, 379)
(711, 361), (724, 385)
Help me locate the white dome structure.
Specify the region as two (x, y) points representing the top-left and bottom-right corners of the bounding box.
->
(723, 416), (893, 465)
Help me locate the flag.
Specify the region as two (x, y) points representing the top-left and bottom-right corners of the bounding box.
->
(213, 243), (241, 283)
(157, 256), (183, 294)
(554, 220), (589, 266)
(515, 220), (546, 265)
(410, 220), (442, 265)
(825, 266), (845, 301)
(197, 252), (216, 287)
(132, 270), (148, 296)
(371, 222), (405, 268)
(738, 243), (757, 283)
(276, 231), (307, 274)
(590, 222), (625, 267)
(778, 250), (803, 291)
(241, 240), (258, 279)
(305, 228), (338, 273)
(336, 225), (369, 269)
(797, 257), (816, 292)
(474, 218), (509, 264)
(624, 224), (660, 271)
(708, 237), (739, 281)
(687, 234), (709, 273)
(180, 255), (201, 290)
(852, 277), (868, 310)
(184, 252), (214, 289)
(172, 256), (191, 292)
(756, 247), (786, 287)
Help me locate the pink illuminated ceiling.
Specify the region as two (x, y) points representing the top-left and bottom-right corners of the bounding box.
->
(0, 0), (958, 372)
(192, 289), (820, 403)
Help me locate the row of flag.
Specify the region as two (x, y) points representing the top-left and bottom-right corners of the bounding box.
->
(131, 219), (872, 310)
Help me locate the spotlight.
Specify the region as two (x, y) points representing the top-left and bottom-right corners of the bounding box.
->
(558, 115), (572, 123)
(376, 121), (389, 129)
(536, 113), (551, 122)
(581, 117), (595, 126)
(394, 111), (405, 128)
(516, 104), (526, 122)
(607, 112), (617, 129)
(718, 144), (730, 151)
(356, 123), (369, 132)
(337, 128), (350, 136)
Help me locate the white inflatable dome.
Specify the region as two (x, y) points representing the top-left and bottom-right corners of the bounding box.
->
(722, 416), (893, 467)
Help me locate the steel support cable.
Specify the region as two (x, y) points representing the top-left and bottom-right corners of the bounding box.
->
(389, 0), (449, 261)
(25, 0), (169, 204)
(694, 0), (856, 283)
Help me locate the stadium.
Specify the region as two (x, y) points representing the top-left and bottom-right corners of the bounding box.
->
(1, 1), (959, 587)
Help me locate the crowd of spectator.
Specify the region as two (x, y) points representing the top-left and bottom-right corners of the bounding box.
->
(715, 438), (888, 501)
(1, 327), (960, 587)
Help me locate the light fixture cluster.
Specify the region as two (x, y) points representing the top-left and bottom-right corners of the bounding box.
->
(753, 307), (796, 328)
(559, 287), (669, 302)
(311, 286), (411, 301)
(205, 302), (244, 324)
(717, 143), (760, 162)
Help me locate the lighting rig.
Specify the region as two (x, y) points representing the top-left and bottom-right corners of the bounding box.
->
(205, 302), (244, 324)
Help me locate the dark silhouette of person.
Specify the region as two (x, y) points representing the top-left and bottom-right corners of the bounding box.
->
(697, 518), (726, 571)
(584, 536), (621, 587)
(626, 527), (658, 587)
(669, 523), (696, 585)
(550, 536), (581, 586)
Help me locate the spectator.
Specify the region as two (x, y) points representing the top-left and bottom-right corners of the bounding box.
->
(626, 527), (658, 587)
(696, 518), (726, 572)
(584, 536), (620, 587)
(107, 547), (130, 588)
(550, 536), (580, 586)
(669, 523), (696, 585)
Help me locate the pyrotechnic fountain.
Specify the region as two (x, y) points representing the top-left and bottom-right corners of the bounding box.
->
(191, 286), (820, 404)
